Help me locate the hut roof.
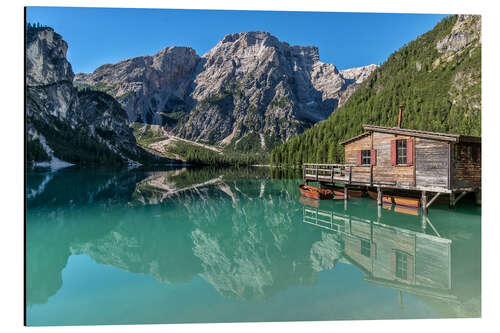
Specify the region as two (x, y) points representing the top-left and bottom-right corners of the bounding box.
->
(340, 125), (481, 145)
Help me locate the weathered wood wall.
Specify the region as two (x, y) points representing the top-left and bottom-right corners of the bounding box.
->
(415, 138), (449, 189)
(344, 135), (371, 164)
(452, 142), (481, 189)
(345, 132), (415, 186)
(373, 132), (415, 186)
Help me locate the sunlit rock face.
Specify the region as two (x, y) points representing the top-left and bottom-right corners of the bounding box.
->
(26, 27), (171, 165)
(74, 47), (200, 124)
(75, 31), (376, 150)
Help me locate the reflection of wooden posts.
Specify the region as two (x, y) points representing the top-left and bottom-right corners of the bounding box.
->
(421, 191), (428, 215)
(377, 187), (382, 206)
(398, 290), (404, 309)
(421, 213), (427, 232)
(450, 192), (455, 209)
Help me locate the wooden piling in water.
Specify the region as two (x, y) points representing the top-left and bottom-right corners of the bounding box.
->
(421, 191), (428, 215)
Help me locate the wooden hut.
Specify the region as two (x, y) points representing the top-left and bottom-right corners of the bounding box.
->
(303, 122), (481, 211)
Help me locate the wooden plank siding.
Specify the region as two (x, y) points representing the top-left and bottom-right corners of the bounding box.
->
(345, 132), (416, 186)
(452, 142), (481, 190)
(415, 138), (449, 189)
(372, 132), (415, 186)
(344, 135), (372, 164)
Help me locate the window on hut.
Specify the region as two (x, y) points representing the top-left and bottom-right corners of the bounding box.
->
(361, 239), (371, 257)
(361, 150), (371, 165)
(396, 140), (407, 165)
(395, 251), (408, 280)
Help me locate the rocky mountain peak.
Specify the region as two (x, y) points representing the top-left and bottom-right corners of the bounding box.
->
(437, 14), (481, 54)
(26, 27), (74, 86)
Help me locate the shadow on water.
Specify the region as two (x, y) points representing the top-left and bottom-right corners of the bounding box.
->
(26, 166), (480, 323)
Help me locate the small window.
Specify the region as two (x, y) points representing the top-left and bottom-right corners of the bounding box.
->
(361, 150), (371, 165)
(361, 239), (371, 257)
(395, 251), (408, 280)
(396, 140), (407, 165)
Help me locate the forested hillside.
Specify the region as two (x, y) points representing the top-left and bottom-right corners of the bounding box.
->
(271, 15), (481, 166)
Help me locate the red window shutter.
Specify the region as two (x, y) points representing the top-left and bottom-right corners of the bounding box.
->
(407, 138), (414, 165)
(356, 151), (362, 165)
(370, 149), (377, 165)
(390, 140), (397, 166)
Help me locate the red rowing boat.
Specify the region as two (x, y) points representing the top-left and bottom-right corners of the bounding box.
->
(299, 184), (335, 200)
(333, 188), (364, 197)
(367, 190), (420, 208)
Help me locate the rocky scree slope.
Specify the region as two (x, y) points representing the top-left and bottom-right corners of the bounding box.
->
(75, 31), (376, 152)
(26, 26), (171, 166)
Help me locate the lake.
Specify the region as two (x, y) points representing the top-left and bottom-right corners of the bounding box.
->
(25, 166), (481, 326)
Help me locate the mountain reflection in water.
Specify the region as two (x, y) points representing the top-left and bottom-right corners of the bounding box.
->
(26, 166), (481, 325)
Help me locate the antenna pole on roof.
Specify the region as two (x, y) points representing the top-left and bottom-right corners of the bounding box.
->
(398, 105), (404, 128)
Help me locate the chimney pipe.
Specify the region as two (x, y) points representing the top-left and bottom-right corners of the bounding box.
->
(397, 105), (404, 128)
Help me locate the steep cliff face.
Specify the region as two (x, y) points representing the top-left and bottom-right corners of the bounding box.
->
(75, 31), (376, 151)
(26, 27), (170, 166)
(74, 47), (200, 124)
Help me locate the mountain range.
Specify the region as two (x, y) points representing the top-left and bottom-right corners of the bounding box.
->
(74, 31), (376, 154)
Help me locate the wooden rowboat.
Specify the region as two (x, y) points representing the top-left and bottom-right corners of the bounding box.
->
(393, 196), (420, 208)
(299, 184), (335, 200)
(367, 190), (420, 208)
(332, 188), (364, 197)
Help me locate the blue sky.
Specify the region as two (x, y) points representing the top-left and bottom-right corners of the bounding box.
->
(26, 7), (449, 73)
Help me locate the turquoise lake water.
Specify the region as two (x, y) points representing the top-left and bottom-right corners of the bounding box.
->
(25, 167), (481, 326)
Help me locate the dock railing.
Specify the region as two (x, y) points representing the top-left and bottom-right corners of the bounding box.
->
(303, 163), (356, 184)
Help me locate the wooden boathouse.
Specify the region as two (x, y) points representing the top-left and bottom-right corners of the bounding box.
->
(303, 120), (481, 212)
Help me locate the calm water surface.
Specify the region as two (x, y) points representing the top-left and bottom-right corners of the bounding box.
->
(26, 167), (481, 326)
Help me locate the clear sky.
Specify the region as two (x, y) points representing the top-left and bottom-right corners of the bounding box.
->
(26, 7), (449, 74)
